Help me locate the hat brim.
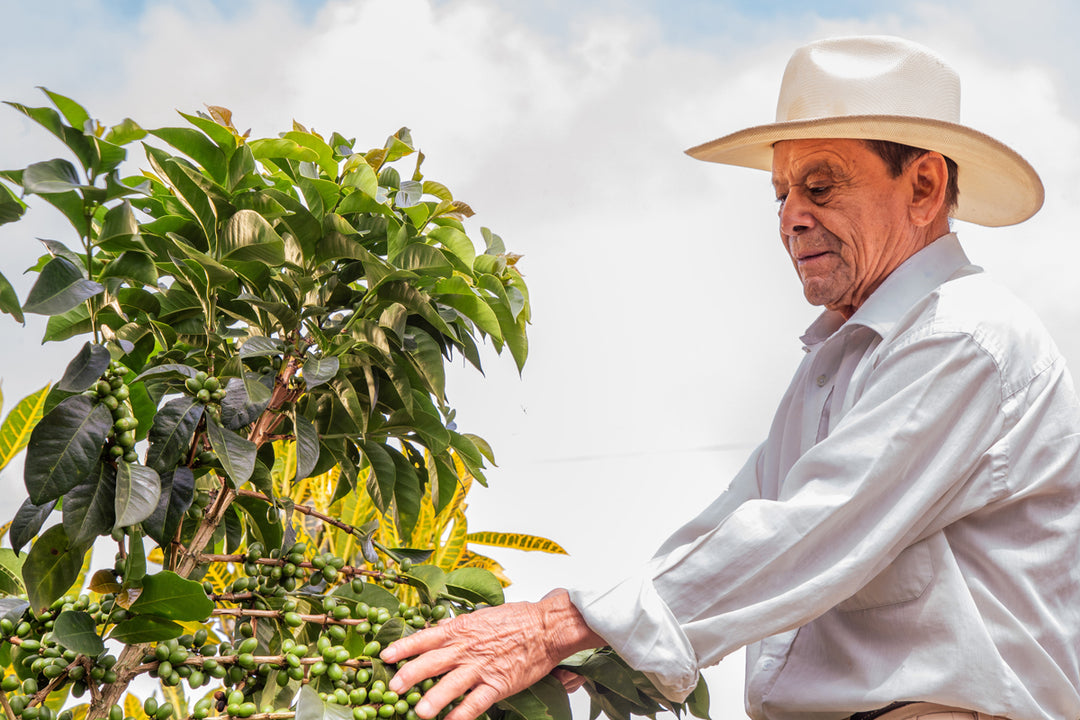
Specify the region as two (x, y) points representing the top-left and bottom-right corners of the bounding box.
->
(685, 115), (1044, 227)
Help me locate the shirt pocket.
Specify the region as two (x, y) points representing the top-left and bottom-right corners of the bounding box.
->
(834, 539), (934, 612)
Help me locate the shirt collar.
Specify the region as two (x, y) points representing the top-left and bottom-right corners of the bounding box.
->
(799, 233), (974, 348)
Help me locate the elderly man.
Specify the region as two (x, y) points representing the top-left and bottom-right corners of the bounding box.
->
(382, 36), (1080, 720)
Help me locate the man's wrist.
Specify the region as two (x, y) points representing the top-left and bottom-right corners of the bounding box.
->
(538, 588), (604, 662)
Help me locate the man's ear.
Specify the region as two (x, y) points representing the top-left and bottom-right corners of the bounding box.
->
(907, 151), (949, 227)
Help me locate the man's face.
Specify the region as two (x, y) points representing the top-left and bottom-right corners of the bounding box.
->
(771, 138), (917, 318)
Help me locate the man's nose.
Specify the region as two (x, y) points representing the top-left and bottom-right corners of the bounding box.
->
(779, 188), (816, 236)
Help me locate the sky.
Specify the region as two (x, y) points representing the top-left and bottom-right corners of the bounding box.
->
(1, 0), (1079, 717)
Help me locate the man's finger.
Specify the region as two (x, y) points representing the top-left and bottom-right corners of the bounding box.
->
(412, 667), (480, 720)
(442, 683), (501, 720)
(382, 624), (450, 664)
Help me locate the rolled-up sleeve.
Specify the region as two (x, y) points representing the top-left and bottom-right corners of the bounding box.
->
(568, 326), (1010, 701)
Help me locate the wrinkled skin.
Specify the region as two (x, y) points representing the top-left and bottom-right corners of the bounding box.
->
(381, 589), (602, 720)
(771, 139), (951, 318)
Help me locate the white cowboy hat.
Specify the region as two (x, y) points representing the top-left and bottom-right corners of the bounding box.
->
(685, 35), (1043, 227)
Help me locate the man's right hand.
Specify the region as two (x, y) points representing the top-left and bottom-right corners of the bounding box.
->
(380, 589), (603, 720)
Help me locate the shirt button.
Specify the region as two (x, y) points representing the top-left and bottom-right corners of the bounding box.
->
(760, 659), (775, 670)
(816, 374), (827, 387)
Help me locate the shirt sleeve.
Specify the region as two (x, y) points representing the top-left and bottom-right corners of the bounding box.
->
(567, 328), (1007, 702)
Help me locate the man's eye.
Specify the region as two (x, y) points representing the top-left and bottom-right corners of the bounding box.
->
(808, 185), (830, 197)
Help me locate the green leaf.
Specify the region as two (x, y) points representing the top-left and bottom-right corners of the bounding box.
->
(206, 415), (257, 487)
(400, 565), (447, 606)
(23, 395), (111, 504)
(0, 182), (26, 228)
(406, 329), (446, 404)
(145, 147), (218, 250)
(144, 467), (195, 546)
(283, 130), (338, 178)
(387, 446), (421, 537)
(359, 441), (396, 513)
(248, 138), (319, 163)
(100, 251), (158, 287)
(108, 615), (183, 644)
(686, 674), (710, 719)
(438, 292), (503, 341)
(104, 117), (147, 146)
(40, 89), (90, 133)
(23, 257), (104, 316)
(43, 303), (92, 343)
(0, 385), (50, 472)
(0, 269), (24, 323)
(220, 209), (286, 264)
(0, 550), (25, 596)
(63, 461), (116, 549)
(149, 126), (228, 182)
(129, 570), (213, 621)
(445, 567), (505, 606)
(145, 396), (204, 474)
(114, 462), (161, 530)
(98, 200), (140, 248)
(498, 676), (572, 720)
(294, 684), (352, 720)
(301, 356), (338, 389)
(22, 158), (81, 194)
(9, 498), (56, 554)
(293, 413), (319, 482)
(53, 610), (105, 656)
(56, 342), (110, 393)
(22, 524), (84, 614)
(428, 226), (476, 268)
(233, 493), (283, 554)
(239, 335), (284, 358)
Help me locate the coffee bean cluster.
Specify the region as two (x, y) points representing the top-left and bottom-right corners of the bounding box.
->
(82, 361), (139, 463)
(0, 595), (121, 720)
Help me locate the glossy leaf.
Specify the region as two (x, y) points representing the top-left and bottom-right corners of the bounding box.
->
(22, 524), (83, 613)
(129, 570), (213, 621)
(445, 566), (504, 606)
(113, 462), (162, 530)
(233, 493), (283, 553)
(9, 497), (56, 554)
(220, 209), (285, 264)
(0, 182), (27, 228)
(56, 342), (111, 392)
(53, 610), (105, 656)
(23, 394), (111, 504)
(145, 396), (204, 473)
(206, 414), (256, 486)
(401, 565), (446, 605)
(498, 676), (572, 720)
(22, 158), (81, 193)
(63, 461), (116, 549)
(301, 355), (338, 389)
(239, 335), (284, 358)
(22, 256), (103, 316)
(0, 269), (23, 323)
(149, 126), (228, 182)
(359, 441), (396, 513)
(108, 615), (183, 644)
(293, 412), (319, 482)
(144, 467), (195, 546)
(295, 684), (352, 720)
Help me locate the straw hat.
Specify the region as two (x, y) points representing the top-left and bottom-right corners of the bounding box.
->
(685, 36), (1043, 227)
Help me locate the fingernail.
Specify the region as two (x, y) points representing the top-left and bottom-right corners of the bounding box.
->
(416, 700), (432, 718)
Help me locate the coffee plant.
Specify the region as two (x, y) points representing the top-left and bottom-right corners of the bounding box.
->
(0, 89), (710, 720)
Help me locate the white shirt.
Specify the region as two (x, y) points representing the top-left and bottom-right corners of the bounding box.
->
(568, 235), (1080, 720)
